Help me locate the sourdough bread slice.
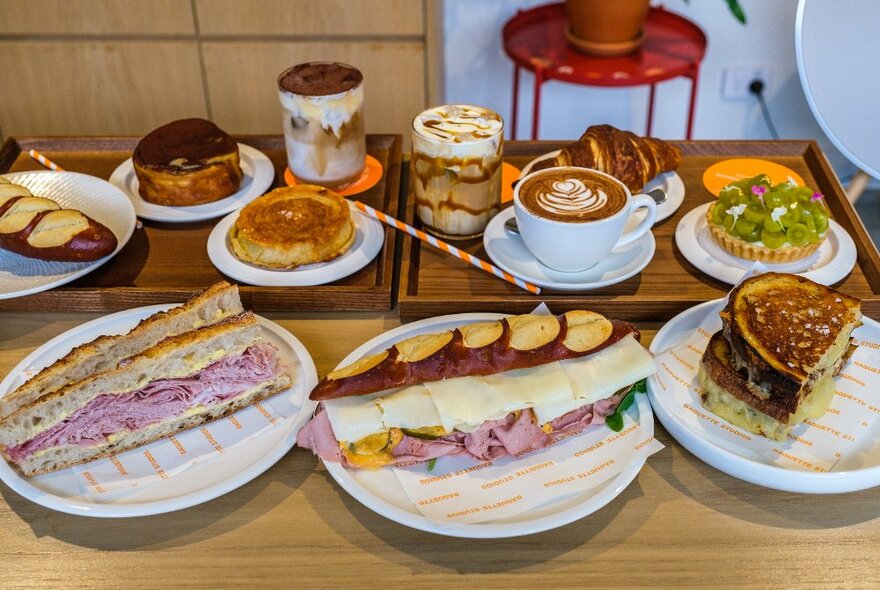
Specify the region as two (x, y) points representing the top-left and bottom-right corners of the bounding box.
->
(16, 374), (291, 477)
(1, 282), (243, 419)
(0, 311), (261, 448)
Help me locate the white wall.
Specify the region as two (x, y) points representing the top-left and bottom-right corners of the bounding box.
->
(441, 0), (854, 177)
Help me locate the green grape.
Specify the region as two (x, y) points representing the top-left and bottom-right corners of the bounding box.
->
(806, 227), (819, 243)
(741, 228), (762, 242)
(803, 214), (816, 232)
(723, 214), (736, 234)
(786, 222), (810, 246)
(795, 186), (814, 203)
(766, 194), (785, 209)
(720, 186), (741, 202)
(763, 217), (784, 233)
(743, 204), (766, 223)
(733, 218), (756, 236)
(761, 229), (787, 249)
(753, 174), (772, 188)
(711, 203), (726, 225)
(814, 211), (829, 233)
(780, 204), (801, 225)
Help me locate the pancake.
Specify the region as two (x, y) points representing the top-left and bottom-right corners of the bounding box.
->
(133, 118), (243, 206)
(229, 185), (355, 269)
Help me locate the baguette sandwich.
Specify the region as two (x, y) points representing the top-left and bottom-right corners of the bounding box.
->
(297, 311), (656, 469)
(0, 283), (291, 476)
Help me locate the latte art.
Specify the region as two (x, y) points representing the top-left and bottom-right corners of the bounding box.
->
(536, 179), (609, 215)
(519, 169), (628, 223)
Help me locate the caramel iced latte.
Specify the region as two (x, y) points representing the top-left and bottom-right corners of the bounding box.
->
(412, 105), (503, 239)
(278, 62), (366, 187)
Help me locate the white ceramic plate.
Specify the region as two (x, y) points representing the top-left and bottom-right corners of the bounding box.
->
(207, 202), (384, 287)
(109, 143), (275, 223)
(519, 149), (685, 223)
(648, 299), (880, 494)
(483, 207), (654, 291)
(675, 203), (857, 286)
(0, 304), (318, 517)
(0, 171), (136, 300)
(322, 313), (655, 538)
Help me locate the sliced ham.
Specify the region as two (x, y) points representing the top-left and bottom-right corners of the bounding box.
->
(298, 392), (626, 468)
(6, 342), (282, 463)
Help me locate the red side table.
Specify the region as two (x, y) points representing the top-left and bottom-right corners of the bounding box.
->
(503, 3), (707, 140)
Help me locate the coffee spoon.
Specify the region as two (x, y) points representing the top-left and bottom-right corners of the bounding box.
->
(504, 187), (667, 235)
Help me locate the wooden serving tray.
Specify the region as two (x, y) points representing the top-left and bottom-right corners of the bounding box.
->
(0, 134), (402, 312)
(399, 140), (880, 321)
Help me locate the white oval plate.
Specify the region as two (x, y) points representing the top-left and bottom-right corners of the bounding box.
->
(0, 171), (136, 300)
(519, 149), (685, 223)
(322, 313), (655, 538)
(207, 202), (384, 287)
(0, 304), (318, 517)
(483, 207), (654, 291)
(109, 143), (275, 223)
(676, 202), (857, 286)
(648, 298), (880, 494)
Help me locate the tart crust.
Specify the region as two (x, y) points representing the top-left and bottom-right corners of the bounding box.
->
(706, 204), (824, 263)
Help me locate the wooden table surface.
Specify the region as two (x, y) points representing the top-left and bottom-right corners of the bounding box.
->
(2, 311), (879, 589)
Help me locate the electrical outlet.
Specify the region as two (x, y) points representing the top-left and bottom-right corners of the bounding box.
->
(722, 66), (771, 99)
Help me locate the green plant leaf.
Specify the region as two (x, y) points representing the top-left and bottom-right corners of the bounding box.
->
(605, 379), (647, 432)
(726, 0), (747, 24)
(426, 458), (437, 472)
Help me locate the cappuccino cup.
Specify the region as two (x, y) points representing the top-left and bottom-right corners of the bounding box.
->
(513, 167), (657, 272)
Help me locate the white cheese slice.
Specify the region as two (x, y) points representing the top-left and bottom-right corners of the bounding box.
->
(425, 362), (575, 432)
(378, 384), (443, 429)
(322, 393), (384, 443)
(532, 335), (656, 424)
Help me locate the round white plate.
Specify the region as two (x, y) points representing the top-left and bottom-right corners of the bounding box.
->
(0, 304), (318, 517)
(323, 312), (655, 538)
(519, 149), (685, 223)
(675, 202), (857, 286)
(0, 171), (136, 300)
(483, 207), (655, 291)
(207, 202), (384, 287)
(648, 298), (880, 494)
(109, 143), (275, 223)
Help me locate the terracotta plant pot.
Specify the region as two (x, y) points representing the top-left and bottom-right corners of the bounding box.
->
(565, 0), (651, 56)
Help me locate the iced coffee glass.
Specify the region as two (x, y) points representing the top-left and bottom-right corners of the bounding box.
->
(411, 104), (503, 239)
(277, 62), (366, 187)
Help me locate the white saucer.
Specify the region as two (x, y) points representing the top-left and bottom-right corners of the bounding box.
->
(109, 143), (275, 223)
(675, 202), (857, 286)
(207, 202), (384, 286)
(483, 207), (655, 291)
(519, 149), (685, 223)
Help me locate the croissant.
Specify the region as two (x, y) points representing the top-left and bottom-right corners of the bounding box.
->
(532, 124), (680, 192)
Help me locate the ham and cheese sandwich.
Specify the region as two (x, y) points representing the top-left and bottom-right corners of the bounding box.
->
(0, 284), (291, 476)
(297, 311), (656, 469)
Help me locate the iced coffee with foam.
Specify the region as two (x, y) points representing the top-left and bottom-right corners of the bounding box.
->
(278, 62), (366, 187)
(411, 105), (503, 239)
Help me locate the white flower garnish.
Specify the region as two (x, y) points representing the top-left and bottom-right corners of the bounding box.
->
(770, 206), (787, 224)
(725, 204), (747, 227)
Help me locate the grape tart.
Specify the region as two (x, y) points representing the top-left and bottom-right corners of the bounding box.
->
(706, 174), (829, 263)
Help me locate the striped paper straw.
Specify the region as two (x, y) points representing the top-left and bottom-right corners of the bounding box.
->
(28, 149), (65, 172)
(352, 200), (541, 295)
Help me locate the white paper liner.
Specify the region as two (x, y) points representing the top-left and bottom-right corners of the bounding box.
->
(393, 410), (663, 524)
(58, 398), (286, 498)
(387, 302), (663, 524)
(653, 263), (880, 472)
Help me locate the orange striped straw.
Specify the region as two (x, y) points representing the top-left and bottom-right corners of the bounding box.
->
(353, 200), (541, 295)
(28, 149), (65, 172)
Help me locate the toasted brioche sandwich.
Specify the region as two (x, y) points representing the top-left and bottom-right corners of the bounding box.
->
(698, 273), (861, 440)
(298, 311), (656, 469)
(0, 287), (291, 476)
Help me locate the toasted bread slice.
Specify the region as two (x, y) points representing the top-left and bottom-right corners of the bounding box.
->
(698, 332), (838, 441)
(1, 282), (244, 419)
(0, 312), (262, 448)
(721, 273), (861, 400)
